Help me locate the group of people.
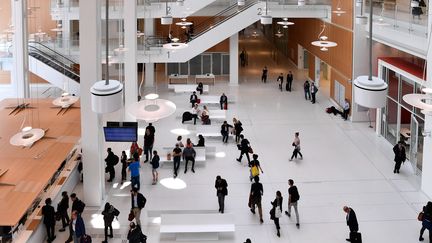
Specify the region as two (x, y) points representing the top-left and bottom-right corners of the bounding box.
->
(276, 71), (294, 92)
(303, 80), (318, 104)
(171, 137), (198, 177)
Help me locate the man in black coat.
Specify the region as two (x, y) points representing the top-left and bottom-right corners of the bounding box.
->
(220, 93), (228, 110)
(343, 206), (359, 242)
(57, 191), (70, 232)
(215, 176), (228, 213)
(277, 73), (284, 91)
(236, 135), (251, 163)
(190, 91), (198, 108)
(393, 141), (406, 174)
(220, 121), (233, 143)
(105, 148), (117, 182)
(42, 198), (56, 242)
(131, 188), (146, 226)
(70, 193), (85, 215)
(286, 71), (293, 91)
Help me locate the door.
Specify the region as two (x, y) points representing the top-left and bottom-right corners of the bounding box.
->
(410, 115), (419, 174)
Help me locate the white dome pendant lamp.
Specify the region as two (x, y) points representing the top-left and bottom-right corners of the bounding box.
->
(260, 0), (272, 25)
(161, 1), (173, 25)
(90, 0), (123, 114)
(353, 1), (388, 109)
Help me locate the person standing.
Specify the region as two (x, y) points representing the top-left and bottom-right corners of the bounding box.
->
(183, 141), (196, 173)
(419, 201), (432, 242)
(127, 222), (145, 243)
(130, 189), (146, 227)
(143, 128), (154, 163)
(42, 198), (56, 243)
(221, 121), (233, 143)
(261, 66), (268, 83)
(57, 191), (70, 232)
(215, 176), (228, 214)
(393, 141), (406, 173)
(102, 203), (117, 243)
(105, 148), (118, 182)
(237, 135), (251, 164)
(120, 151), (128, 183)
(277, 73), (284, 91)
(286, 71), (293, 92)
(343, 206), (359, 242)
(240, 50), (246, 67)
(233, 118), (243, 144)
(249, 176), (264, 223)
(270, 191), (283, 237)
(190, 91), (198, 108)
(285, 179), (300, 228)
(150, 150), (160, 185)
(304, 80), (311, 100)
(220, 93), (228, 110)
(342, 98), (350, 120)
(249, 154), (264, 182)
(128, 153), (141, 190)
(70, 193), (86, 215)
(289, 132), (303, 161)
(310, 82), (318, 104)
(146, 123), (155, 136)
(172, 143), (182, 177)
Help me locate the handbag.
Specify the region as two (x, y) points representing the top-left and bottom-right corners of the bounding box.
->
(197, 98), (201, 104)
(251, 166), (260, 178)
(128, 210), (135, 221)
(248, 147), (254, 154)
(275, 207), (282, 218)
(137, 148), (143, 156)
(247, 193), (253, 208)
(418, 212), (424, 221)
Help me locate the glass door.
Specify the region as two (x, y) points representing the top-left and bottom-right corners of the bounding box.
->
(410, 115), (419, 174)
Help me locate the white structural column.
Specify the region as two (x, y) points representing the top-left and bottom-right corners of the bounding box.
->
(124, 0), (138, 119)
(229, 33), (239, 86)
(79, 0), (105, 206)
(144, 18), (155, 87)
(11, 0), (29, 98)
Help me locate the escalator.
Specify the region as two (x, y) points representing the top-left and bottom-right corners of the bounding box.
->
(28, 41), (80, 95)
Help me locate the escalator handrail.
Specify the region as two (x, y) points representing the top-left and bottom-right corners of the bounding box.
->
(28, 45), (80, 80)
(28, 41), (79, 66)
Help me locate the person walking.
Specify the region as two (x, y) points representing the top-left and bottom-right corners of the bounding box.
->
(249, 154), (264, 182)
(215, 175), (228, 214)
(190, 91), (198, 108)
(270, 191), (283, 237)
(233, 118), (243, 144)
(303, 80), (311, 100)
(128, 153), (141, 190)
(57, 191), (70, 232)
(249, 176), (264, 223)
(172, 143), (182, 177)
(130, 189), (146, 227)
(261, 66), (268, 83)
(102, 202), (118, 243)
(343, 206), (359, 242)
(183, 141), (196, 173)
(285, 179), (300, 228)
(71, 210), (86, 243)
(220, 93), (228, 110)
(342, 98), (350, 120)
(42, 198), (56, 243)
(150, 150), (160, 185)
(105, 148), (118, 182)
(419, 201), (432, 242)
(221, 121), (233, 143)
(290, 132), (303, 161)
(311, 82), (318, 104)
(393, 141), (406, 173)
(127, 222), (145, 243)
(143, 128), (154, 163)
(286, 71), (293, 92)
(120, 151), (128, 183)
(277, 73), (284, 91)
(237, 135), (251, 164)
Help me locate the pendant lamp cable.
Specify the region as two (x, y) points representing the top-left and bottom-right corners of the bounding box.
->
(105, 0), (110, 85)
(368, 0), (373, 80)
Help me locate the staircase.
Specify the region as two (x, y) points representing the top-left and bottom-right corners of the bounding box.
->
(139, 1), (330, 63)
(28, 42), (80, 95)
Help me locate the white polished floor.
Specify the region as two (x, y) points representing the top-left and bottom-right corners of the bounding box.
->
(52, 29), (429, 243)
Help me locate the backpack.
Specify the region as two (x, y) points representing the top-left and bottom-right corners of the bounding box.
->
(78, 200), (86, 213)
(80, 234), (92, 243)
(113, 155), (119, 165)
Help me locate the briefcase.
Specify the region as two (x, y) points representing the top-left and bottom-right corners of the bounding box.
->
(350, 232), (362, 243)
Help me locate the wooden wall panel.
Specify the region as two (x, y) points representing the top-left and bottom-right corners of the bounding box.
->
(331, 0), (353, 30)
(27, 0), (57, 35)
(308, 51), (315, 81)
(0, 1), (12, 32)
(0, 71), (11, 84)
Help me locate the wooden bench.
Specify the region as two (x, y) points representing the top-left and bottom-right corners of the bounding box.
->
(160, 213), (235, 241)
(169, 84), (209, 93)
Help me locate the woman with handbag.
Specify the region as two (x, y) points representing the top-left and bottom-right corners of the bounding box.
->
(270, 191), (283, 237)
(419, 201), (432, 241)
(249, 154), (264, 182)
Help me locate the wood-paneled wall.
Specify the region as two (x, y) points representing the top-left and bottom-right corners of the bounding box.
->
(330, 68), (352, 108)
(331, 0), (353, 30)
(308, 51), (315, 81)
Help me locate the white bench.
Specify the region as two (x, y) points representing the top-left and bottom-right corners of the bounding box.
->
(181, 109), (227, 120)
(158, 147), (206, 165)
(195, 126), (234, 138)
(160, 213), (235, 241)
(171, 84), (209, 93)
(199, 96), (236, 105)
(148, 209), (218, 217)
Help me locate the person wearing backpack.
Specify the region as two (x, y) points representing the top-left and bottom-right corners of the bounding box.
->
(131, 188), (146, 226)
(102, 202), (119, 243)
(285, 179), (300, 228)
(105, 148), (118, 182)
(127, 222), (147, 243)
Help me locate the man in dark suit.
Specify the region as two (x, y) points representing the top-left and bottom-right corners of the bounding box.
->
(190, 91), (198, 108)
(220, 93), (228, 110)
(343, 206), (359, 242)
(393, 141), (406, 174)
(236, 135), (251, 164)
(131, 188), (146, 226)
(220, 121), (233, 143)
(215, 176), (228, 213)
(70, 193), (85, 215)
(57, 191), (70, 232)
(286, 71), (293, 91)
(42, 198), (56, 242)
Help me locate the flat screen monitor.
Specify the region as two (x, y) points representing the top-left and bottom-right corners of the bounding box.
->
(103, 127), (137, 142)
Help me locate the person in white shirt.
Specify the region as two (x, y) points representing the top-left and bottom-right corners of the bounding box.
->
(191, 104), (200, 125)
(289, 132), (303, 161)
(342, 98), (350, 121)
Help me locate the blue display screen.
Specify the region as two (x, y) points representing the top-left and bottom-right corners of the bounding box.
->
(103, 127), (137, 142)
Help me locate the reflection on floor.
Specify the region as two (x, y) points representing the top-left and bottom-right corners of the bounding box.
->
(53, 28), (429, 243)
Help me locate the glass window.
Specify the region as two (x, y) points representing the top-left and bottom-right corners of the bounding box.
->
(387, 69), (399, 101)
(400, 76), (414, 110)
(385, 98), (398, 145)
